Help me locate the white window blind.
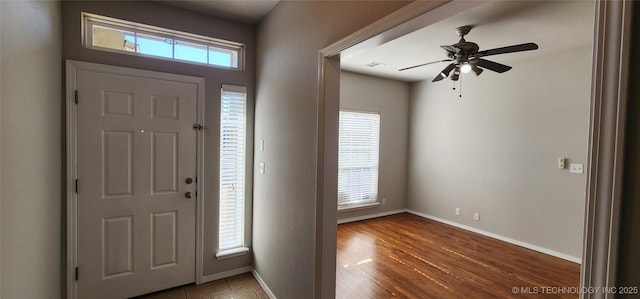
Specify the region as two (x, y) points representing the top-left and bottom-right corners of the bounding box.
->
(338, 111), (380, 208)
(219, 85), (247, 251)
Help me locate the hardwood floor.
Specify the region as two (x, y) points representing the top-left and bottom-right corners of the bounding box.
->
(336, 213), (580, 298)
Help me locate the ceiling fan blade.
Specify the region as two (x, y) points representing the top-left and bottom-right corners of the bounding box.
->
(399, 59), (452, 71)
(440, 45), (461, 54)
(477, 42), (538, 57)
(476, 59), (512, 73)
(432, 63), (456, 82)
(432, 74), (446, 82)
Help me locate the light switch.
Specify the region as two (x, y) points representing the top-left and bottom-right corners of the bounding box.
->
(260, 139), (265, 152)
(569, 163), (584, 174)
(558, 158), (566, 169)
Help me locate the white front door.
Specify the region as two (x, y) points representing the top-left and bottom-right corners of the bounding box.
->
(71, 62), (201, 298)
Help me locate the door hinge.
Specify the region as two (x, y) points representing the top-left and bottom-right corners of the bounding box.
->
(74, 90), (78, 105)
(75, 267), (79, 281)
(193, 124), (210, 131)
(75, 179), (78, 193)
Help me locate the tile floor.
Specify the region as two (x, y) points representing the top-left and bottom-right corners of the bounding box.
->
(135, 272), (269, 299)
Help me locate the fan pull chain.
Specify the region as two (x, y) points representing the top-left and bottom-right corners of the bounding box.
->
(459, 77), (463, 98)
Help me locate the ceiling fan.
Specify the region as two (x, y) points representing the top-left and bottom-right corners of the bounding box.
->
(399, 26), (538, 82)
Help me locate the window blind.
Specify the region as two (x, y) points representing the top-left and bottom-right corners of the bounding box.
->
(219, 85), (247, 251)
(338, 111), (380, 207)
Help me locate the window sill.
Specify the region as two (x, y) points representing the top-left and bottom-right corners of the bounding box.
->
(216, 246), (250, 260)
(338, 202), (380, 213)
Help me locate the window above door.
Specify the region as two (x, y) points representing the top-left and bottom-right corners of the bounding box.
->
(82, 12), (244, 70)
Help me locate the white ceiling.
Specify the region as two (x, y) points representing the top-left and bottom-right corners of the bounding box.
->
(162, 0), (279, 24)
(341, 1), (595, 82)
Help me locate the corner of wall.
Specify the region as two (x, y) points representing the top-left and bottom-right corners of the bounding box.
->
(338, 71), (410, 222)
(404, 3), (592, 258)
(254, 2), (412, 297)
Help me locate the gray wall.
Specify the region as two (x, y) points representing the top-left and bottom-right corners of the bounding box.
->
(254, 2), (409, 298)
(61, 0), (256, 278)
(338, 71), (409, 221)
(1, 1), (63, 298)
(406, 34), (592, 258)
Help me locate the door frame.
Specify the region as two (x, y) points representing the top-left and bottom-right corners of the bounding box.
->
(65, 60), (206, 299)
(315, 1), (632, 298)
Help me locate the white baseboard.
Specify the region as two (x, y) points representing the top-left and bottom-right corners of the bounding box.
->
(337, 209), (406, 224)
(201, 266), (252, 283)
(405, 209), (582, 264)
(251, 268), (277, 299)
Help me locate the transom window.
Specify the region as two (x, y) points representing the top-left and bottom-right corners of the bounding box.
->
(338, 110), (380, 209)
(82, 12), (244, 70)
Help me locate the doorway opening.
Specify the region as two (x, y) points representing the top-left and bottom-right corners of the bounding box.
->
(315, 0), (631, 297)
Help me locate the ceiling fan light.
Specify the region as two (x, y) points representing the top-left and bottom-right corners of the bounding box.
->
(460, 63), (472, 74)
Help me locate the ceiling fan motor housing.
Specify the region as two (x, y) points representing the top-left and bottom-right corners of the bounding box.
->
(449, 27), (479, 65)
(453, 40), (479, 64)
(455, 25), (472, 37)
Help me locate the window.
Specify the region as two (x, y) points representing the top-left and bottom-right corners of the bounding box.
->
(338, 111), (380, 210)
(218, 85), (248, 257)
(82, 12), (243, 70)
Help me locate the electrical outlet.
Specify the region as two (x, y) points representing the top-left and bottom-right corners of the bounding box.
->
(570, 163), (584, 174)
(259, 162), (265, 174)
(382, 198), (387, 205)
(473, 213), (480, 221)
(455, 208), (461, 216)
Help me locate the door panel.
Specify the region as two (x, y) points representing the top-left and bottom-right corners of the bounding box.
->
(103, 216), (134, 278)
(151, 132), (178, 194)
(103, 131), (134, 197)
(76, 68), (198, 299)
(151, 211), (178, 269)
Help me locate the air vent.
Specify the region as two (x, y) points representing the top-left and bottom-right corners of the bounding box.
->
(365, 61), (386, 68)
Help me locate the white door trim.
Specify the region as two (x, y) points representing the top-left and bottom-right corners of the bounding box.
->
(65, 60), (205, 299)
(315, 0), (631, 298)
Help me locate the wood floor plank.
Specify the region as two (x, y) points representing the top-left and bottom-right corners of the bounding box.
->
(336, 213), (580, 298)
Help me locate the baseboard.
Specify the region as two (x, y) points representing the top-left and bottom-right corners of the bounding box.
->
(201, 266), (252, 283)
(405, 209), (582, 264)
(251, 268), (277, 299)
(337, 209), (406, 224)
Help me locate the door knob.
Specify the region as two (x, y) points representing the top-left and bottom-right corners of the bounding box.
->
(185, 177), (193, 184)
(185, 192), (193, 199)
